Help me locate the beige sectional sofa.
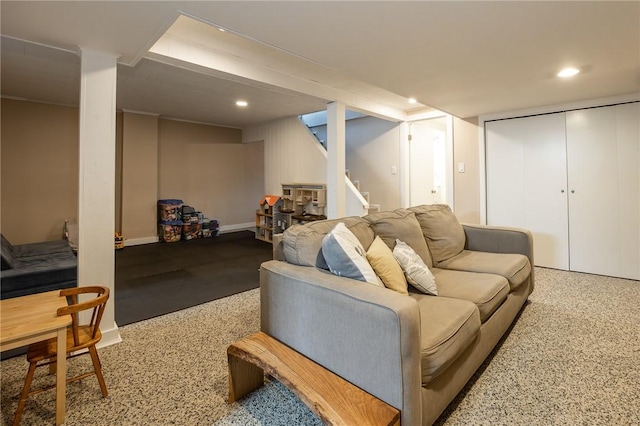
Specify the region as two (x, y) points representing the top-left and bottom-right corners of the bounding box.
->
(260, 204), (534, 425)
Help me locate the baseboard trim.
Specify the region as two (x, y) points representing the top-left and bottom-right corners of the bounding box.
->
(122, 224), (254, 246)
(124, 236), (159, 246)
(219, 222), (254, 234)
(98, 325), (123, 349)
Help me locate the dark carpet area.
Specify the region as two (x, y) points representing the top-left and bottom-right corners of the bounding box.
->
(115, 230), (272, 325)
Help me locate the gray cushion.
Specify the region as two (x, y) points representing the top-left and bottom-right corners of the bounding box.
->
(0, 236), (77, 300)
(13, 239), (73, 257)
(365, 208), (433, 268)
(282, 217), (374, 269)
(436, 250), (531, 291)
(431, 268), (510, 322)
(409, 204), (465, 264)
(410, 294), (480, 384)
(1, 234), (16, 270)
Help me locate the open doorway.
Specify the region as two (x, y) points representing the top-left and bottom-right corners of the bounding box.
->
(408, 116), (452, 206)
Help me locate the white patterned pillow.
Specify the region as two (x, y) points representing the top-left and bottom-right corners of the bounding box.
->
(322, 222), (383, 287)
(393, 239), (438, 295)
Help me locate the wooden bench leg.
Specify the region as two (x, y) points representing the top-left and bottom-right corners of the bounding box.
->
(227, 333), (401, 425)
(227, 353), (264, 403)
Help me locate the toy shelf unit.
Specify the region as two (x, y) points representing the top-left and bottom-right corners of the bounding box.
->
(256, 184), (327, 244)
(256, 195), (285, 243)
(281, 183), (327, 227)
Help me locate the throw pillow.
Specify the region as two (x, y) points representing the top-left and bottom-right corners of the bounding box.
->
(365, 209), (434, 268)
(322, 222), (383, 287)
(366, 236), (408, 295)
(393, 239), (438, 295)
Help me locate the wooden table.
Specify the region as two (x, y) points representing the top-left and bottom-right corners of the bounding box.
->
(228, 332), (400, 426)
(1, 290), (72, 425)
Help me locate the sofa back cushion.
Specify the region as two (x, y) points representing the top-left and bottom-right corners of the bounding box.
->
(409, 204), (465, 264)
(282, 216), (374, 269)
(365, 208), (433, 268)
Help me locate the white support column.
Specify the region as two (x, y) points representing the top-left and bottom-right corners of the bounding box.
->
(78, 47), (121, 347)
(326, 101), (346, 219)
(399, 122), (410, 208)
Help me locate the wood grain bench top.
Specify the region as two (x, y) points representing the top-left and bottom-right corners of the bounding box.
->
(227, 332), (400, 426)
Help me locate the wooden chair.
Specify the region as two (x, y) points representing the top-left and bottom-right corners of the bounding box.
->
(13, 286), (110, 425)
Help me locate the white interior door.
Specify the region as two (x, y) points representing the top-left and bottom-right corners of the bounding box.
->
(566, 102), (640, 279)
(409, 117), (447, 206)
(486, 113), (569, 269)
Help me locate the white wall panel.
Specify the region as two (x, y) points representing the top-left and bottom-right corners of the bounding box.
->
(244, 117), (327, 195)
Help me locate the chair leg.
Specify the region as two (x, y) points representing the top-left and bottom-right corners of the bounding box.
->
(88, 346), (108, 397)
(13, 361), (37, 426)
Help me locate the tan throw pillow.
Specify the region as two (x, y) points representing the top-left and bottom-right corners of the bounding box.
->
(365, 208), (433, 268)
(366, 236), (408, 295)
(409, 204), (465, 264)
(393, 239), (438, 296)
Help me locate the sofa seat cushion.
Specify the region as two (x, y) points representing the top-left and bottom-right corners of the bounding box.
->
(436, 250), (531, 291)
(1, 256), (77, 298)
(431, 268), (509, 322)
(410, 294), (480, 384)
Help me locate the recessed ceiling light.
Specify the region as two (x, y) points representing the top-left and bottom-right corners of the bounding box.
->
(236, 100), (248, 107)
(408, 98), (417, 104)
(557, 67), (580, 78)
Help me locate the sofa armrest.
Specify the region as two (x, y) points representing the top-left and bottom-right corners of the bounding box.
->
(462, 224), (533, 258)
(272, 233), (285, 261)
(260, 260), (422, 426)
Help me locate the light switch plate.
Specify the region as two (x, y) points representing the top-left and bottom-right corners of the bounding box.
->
(458, 162), (465, 173)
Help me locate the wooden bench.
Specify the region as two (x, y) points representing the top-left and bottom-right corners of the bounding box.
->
(228, 332), (400, 426)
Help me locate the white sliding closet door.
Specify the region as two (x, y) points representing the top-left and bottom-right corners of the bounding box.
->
(566, 103), (640, 279)
(486, 113), (569, 269)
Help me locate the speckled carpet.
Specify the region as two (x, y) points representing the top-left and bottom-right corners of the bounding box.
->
(1, 268), (638, 425)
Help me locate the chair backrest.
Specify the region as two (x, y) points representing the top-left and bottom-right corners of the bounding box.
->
(57, 286), (109, 349)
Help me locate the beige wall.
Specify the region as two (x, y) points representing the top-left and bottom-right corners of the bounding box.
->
(1, 98), (79, 244)
(122, 112), (158, 241)
(158, 119), (262, 227)
(453, 116), (481, 224)
(1, 100), (264, 244)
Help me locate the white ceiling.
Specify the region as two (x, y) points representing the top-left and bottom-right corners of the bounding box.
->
(1, 1), (639, 127)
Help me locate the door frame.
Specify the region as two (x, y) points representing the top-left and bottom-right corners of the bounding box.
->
(401, 112), (454, 209)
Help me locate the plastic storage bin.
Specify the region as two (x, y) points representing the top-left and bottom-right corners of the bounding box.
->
(159, 220), (183, 242)
(158, 199), (183, 222)
(182, 223), (202, 240)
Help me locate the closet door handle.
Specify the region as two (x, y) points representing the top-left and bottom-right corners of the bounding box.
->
(561, 190), (565, 193)
(571, 190), (575, 194)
